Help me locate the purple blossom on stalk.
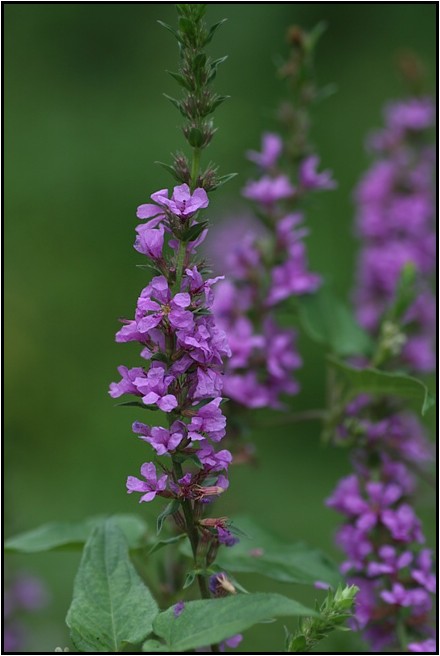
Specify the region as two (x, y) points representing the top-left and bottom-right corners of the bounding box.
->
(126, 462), (168, 503)
(137, 183), (209, 223)
(246, 132), (283, 169)
(299, 155), (337, 191)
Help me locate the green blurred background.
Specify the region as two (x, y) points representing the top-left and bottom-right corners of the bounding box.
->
(4, 3), (436, 652)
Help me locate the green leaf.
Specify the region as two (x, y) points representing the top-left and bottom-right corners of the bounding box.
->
(182, 221), (208, 243)
(157, 500), (181, 535)
(4, 514), (148, 553)
(297, 285), (373, 356)
(167, 70), (192, 91)
(207, 55), (228, 82)
(204, 19), (227, 45)
(163, 94), (184, 116)
(328, 356), (435, 416)
(115, 401), (159, 411)
(207, 94), (230, 114)
(66, 519), (158, 652)
(147, 534), (187, 556)
(157, 20), (180, 42)
(211, 172), (238, 190)
(141, 639), (169, 652)
(149, 593), (316, 652)
(155, 161), (183, 183)
(181, 516), (340, 587)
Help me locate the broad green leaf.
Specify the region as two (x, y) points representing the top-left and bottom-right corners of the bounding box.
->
(66, 519), (158, 652)
(4, 514), (148, 553)
(297, 285), (372, 356)
(149, 593), (316, 652)
(328, 356), (435, 416)
(180, 516), (340, 588)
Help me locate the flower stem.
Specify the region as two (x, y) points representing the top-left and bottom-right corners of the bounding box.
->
(190, 147), (201, 191)
(171, 458), (210, 598)
(173, 240), (186, 293)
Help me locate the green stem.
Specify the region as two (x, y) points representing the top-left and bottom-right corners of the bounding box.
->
(171, 458), (210, 598)
(173, 240), (186, 294)
(190, 147), (201, 190)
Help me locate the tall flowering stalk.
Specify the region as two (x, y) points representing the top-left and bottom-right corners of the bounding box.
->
(211, 26), (336, 445)
(326, 94), (436, 653)
(109, 4), (237, 608)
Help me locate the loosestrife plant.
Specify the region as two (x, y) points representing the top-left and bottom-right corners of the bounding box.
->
(211, 25), (336, 443)
(5, 8), (434, 655)
(326, 92), (436, 653)
(5, 7), (359, 654)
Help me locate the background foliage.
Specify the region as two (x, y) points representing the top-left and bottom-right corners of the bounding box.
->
(4, 3), (436, 651)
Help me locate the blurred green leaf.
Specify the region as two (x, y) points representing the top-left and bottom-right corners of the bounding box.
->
(66, 519), (158, 652)
(4, 514), (148, 553)
(297, 285), (372, 357)
(328, 356), (435, 415)
(149, 593), (317, 652)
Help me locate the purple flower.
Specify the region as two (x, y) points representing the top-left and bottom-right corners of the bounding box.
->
(173, 600), (185, 618)
(134, 223), (164, 260)
(188, 398), (226, 442)
(220, 634), (243, 651)
(408, 639), (437, 653)
(411, 549), (436, 593)
(247, 132), (283, 169)
(299, 155), (336, 191)
(109, 366), (144, 399)
(385, 97), (435, 133)
(136, 276), (194, 333)
(132, 420), (185, 455)
(133, 362), (178, 412)
(242, 174), (295, 205)
(381, 503), (424, 543)
(217, 525), (239, 547)
(197, 443), (232, 471)
(126, 462), (168, 502)
(380, 582), (413, 607)
(267, 242), (321, 305)
(326, 475), (368, 517)
(137, 183), (209, 222)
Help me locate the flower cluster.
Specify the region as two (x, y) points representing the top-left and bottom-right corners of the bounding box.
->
(207, 27), (337, 422)
(326, 405), (436, 652)
(353, 97), (436, 372)
(327, 95), (436, 653)
(110, 184), (239, 549)
(211, 81), (336, 413)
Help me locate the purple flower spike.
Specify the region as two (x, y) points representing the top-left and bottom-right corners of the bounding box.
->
(126, 462), (168, 502)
